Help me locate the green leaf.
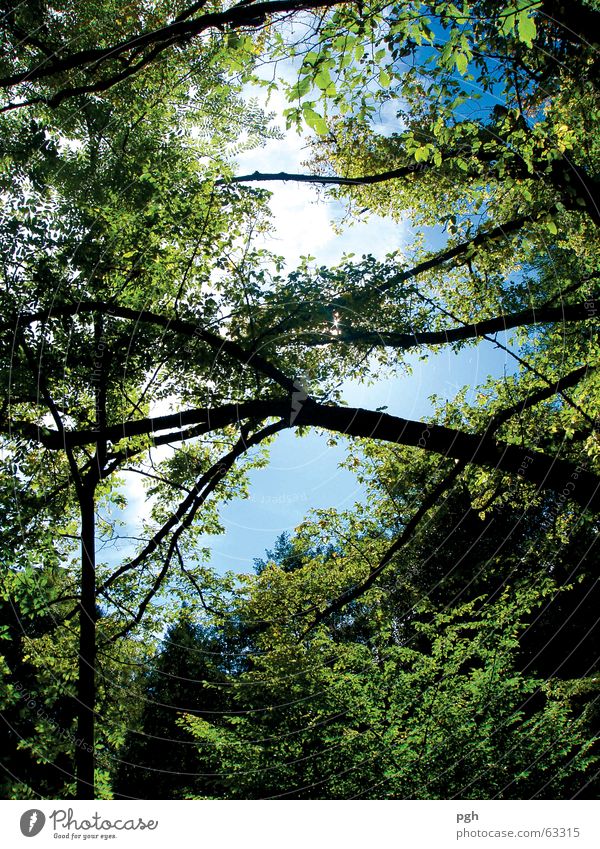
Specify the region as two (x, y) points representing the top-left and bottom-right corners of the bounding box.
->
(315, 67), (332, 91)
(455, 52), (468, 75)
(303, 106), (329, 135)
(517, 10), (536, 46)
(288, 75), (311, 100)
(499, 10), (516, 36)
(379, 69), (391, 87)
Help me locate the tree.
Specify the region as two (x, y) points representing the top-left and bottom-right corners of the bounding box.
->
(0, 30), (284, 796)
(114, 616), (232, 800)
(180, 452), (600, 799)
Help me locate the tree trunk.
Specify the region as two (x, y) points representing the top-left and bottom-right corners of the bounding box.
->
(76, 488), (96, 799)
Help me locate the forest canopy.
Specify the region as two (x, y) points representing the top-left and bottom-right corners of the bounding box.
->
(1, 0), (599, 800)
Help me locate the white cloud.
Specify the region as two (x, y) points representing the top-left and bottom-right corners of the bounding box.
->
(236, 87), (409, 268)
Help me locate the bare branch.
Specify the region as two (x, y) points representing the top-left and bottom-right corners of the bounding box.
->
(98, 418), (286, 594)
(303, 460), (467, 631)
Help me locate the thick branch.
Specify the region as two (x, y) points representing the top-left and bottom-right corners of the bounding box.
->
(50, 399), (288, 449)
(217, 165), (445, 187)
(223, 150), (600, 229)
(16, 300), (296, 395)
(293, 401), (600, 512)
(11, 394), (599, 510)
(302, 364), (595, 626)
(0, 0), (344, 92)
(308, 300), (600, 349)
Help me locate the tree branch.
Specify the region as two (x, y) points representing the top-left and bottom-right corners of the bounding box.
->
(12, 394), (599, 511)
(299, 364), (596, 627)
(216, 164), (446, 187)
(293, 401), (600, 511)
(301, 300), (600, 349)
(488, 364), (594, 432)
(43, 398), (289, 449)
(16, 300), (297, 395)
(98, 418), (286, 594)
(0, 0), (345, 96)
(303, 460), (467, 632)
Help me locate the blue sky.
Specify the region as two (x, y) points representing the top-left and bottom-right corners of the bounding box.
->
(200, 338), (515, 573)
